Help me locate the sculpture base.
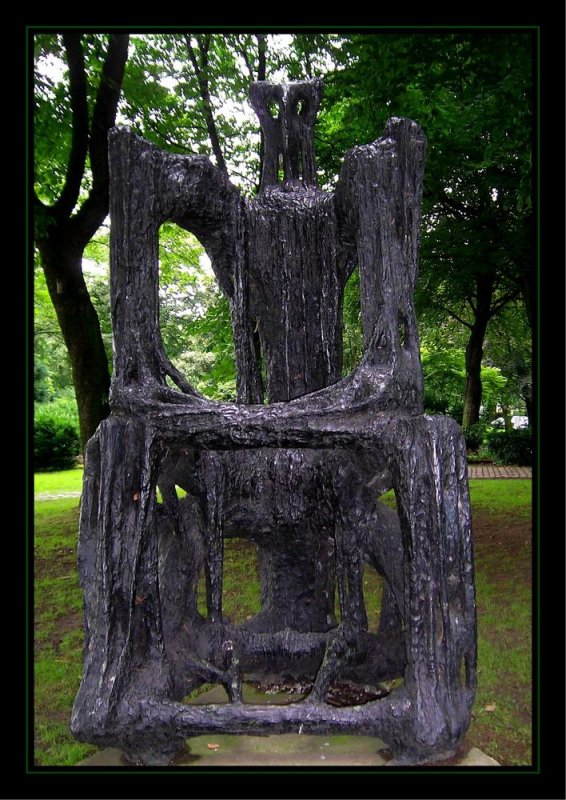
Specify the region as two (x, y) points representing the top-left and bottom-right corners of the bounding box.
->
(77, 741), (499, 768)
(76, 684), (499, 768)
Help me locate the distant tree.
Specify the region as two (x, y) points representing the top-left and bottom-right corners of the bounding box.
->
(317, 32), (533, 425)
(482, 301), (532, 426)
(34, 33), (129, 449)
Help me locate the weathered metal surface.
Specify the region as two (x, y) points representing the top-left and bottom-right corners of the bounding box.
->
(72, 80), (476, 766)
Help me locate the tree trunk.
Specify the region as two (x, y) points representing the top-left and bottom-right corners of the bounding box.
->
(39, 245), (110, 450)
(256, 34), (267, 191)
(462, 318), (488, 427)
(522, 383), (532, 425)
(34, 33), (128, 452)
(462, 273), (495, 428)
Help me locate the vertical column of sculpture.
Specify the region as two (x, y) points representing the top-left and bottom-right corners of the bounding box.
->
(240, 81), (353, 634)
(386, 415), (477, 760)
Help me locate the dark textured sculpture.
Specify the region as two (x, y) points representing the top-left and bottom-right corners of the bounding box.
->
(71, 79), (477, 766)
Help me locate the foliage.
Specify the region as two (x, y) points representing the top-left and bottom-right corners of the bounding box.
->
(34, 362), (51, 403)
(421, 343), (466, 418)
(34, 422), (80, 472)
(342, 268), (363, 376)
(466, 447), (493, 464)
(482, 301), (532, 421)
(120, 34), (298, 194)
(463, 422), (490, 452)
(34, 32), (532, 440)
(157, 224), (237, 399)
(486, 428), (532, 466)
(34, 264), (75, 398)
(79, 221), (238, 402)
(317, 33), (532, 424)
(34, 397), (81, 471)
(421, 340), (508, 423)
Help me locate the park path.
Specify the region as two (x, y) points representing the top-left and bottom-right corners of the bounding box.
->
(35, 491), (82, 502)
(34, 466), (531, 502)
(467, 465), (531, 479)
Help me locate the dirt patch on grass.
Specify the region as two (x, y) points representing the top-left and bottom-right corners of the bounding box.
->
(34, 555), (76, 581)
(473, 512), (532, 584)
(469, 510), (533, 766)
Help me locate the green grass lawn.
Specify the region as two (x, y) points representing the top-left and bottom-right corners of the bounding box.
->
(33, 478), (532, 766)
(34, 468), (84, 495)
(468, 478), (532, 519)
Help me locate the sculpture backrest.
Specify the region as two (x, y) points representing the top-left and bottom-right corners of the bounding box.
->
(249, 79), (323, 191)
(108, 81), (425, 415)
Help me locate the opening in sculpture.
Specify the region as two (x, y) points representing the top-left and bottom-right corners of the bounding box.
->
(71, 78), (477, 766)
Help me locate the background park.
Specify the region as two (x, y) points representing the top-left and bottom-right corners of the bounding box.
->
(33, 31), (533, 767)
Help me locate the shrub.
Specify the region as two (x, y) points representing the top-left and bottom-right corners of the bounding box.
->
(486, 428), (532, 466)
(448, 403), (464, 426)
(463, 422), (489, 452)
(34, 397), (80, 471)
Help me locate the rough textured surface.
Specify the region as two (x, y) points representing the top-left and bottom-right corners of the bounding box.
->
(72, 79), (477, 767)
(77, 686), (498, 768)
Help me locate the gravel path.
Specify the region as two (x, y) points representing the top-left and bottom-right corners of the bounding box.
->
(35, 491), (82, 502)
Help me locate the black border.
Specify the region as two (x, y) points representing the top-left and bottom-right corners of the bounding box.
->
(21, 10), (566, 800)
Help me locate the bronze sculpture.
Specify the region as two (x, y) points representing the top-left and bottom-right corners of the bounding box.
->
(72, 79), (477, 766)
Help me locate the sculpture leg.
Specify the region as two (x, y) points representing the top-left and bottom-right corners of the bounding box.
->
(156, 490), (206, 698)
(361, 499), (405, 638)
(385, 415), (477, 762)
(377, 581), (403, 637)
(334, 509), (368, 630)
(200, 453), (225, 624)
(239, 451), (337, 636)
(249, 525), (335, 634)
(71, 416), (186, 765)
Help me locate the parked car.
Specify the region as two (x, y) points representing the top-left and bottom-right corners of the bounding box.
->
(511, 415), (529, 430)
(490, 416), (529, 430)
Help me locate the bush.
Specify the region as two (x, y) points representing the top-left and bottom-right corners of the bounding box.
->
(463, 422), (489, 452)
(486, 428), (532, 466)
(34, 397), (80, 471)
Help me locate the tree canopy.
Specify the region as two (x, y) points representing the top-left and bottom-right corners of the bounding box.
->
(33, 30), (533, 438)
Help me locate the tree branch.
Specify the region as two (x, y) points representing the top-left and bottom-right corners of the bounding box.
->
(257, 34), (267, 80)
(184, 34), (228, 177)
(489, 290), (521, 317)
(89, 33), (130, 192)
(235, 36), (255, 82)
(185, 35), (201, 76)
(428, 189), (479, 219)
(69, 34), (130, 247)
(444, 308), (473, 330)
(255, 34), (267, 192)
(52, 34), (89, 220)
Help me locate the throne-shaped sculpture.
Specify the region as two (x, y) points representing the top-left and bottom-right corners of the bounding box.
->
(71, 79), (477, 766)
